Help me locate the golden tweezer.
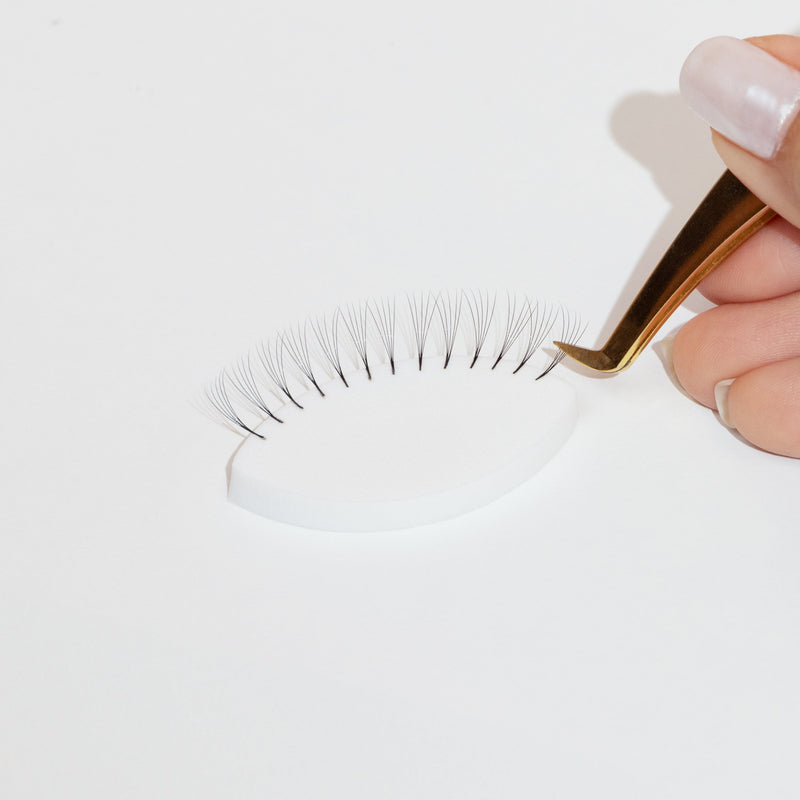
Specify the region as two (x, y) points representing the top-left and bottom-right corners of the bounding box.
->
(555, 170), (776, 373)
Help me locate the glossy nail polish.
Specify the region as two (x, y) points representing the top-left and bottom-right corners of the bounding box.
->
(680, 36), (800, 159)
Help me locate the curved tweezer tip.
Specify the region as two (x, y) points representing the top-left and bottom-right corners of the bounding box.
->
(557, 170), (776, 375)
(553, 341), (619, 373)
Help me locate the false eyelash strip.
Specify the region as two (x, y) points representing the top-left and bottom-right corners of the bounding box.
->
(202, 290), (584, 532)
(205, 291), (582, 439)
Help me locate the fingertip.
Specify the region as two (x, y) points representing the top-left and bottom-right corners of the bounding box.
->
(671, 315), (718, 408)
(695, 216), (800, 304)
(669, 292), (800, 409)
(724, 359), (800, 457)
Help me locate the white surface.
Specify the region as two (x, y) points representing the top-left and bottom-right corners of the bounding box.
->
(228, 358), (577, 530)
(3, 2), (800, 797)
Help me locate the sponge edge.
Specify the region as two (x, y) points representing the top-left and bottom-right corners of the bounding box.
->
(227, 357), (577, 531)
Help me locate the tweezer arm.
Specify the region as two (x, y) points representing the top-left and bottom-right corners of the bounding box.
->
(555, 170), (776, 373)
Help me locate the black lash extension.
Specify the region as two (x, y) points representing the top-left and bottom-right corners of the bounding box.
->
(256, 337), (304, 409)
(406, 291), (438, 370)
(492, 292), (532, 370)
(311, 311), (349, 388)
(281, 323), (325, 398)
(513, 300), (558, 374)
(206, 372), (265, 440)
(435, 291), (463, 369)
(203, 291), (584, 532)
(368, 296), (397, 375)
(340, 302), (372, 380)
(226, 355), (284, 424)
(464, 289), (497, 368)
(536, 307), (587, 380)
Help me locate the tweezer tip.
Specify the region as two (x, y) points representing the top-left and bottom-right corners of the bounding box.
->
(553, 341), (621, 373)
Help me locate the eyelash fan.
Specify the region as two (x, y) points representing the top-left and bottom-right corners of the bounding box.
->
(204, 291), (584, 531)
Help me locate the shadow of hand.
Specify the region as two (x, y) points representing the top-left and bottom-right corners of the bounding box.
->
(601, 91), (722, 329)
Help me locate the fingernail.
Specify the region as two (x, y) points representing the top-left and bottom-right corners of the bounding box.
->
(680, 36), (800, 159)
(659, 332), (678, 381)
(714, 378), (736, 428)
(656, 330), (693, 399)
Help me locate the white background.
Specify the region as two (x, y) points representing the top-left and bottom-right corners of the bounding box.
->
(3, 1), (800, 797)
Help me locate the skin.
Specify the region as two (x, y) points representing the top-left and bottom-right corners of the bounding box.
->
(672, 35), (800, 458)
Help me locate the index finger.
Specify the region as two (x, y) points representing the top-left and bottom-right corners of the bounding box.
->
(697, 216), (800, 304)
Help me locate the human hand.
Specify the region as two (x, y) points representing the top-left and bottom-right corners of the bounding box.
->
(673, 35), (800, 457)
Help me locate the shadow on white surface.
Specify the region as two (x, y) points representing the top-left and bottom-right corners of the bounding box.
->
(586, 91), (726, 349)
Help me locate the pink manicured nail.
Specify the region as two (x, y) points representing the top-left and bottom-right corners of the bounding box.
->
(680, 36), (800, 159)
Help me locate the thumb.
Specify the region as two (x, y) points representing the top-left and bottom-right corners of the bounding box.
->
(680, 35), (800, 229)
